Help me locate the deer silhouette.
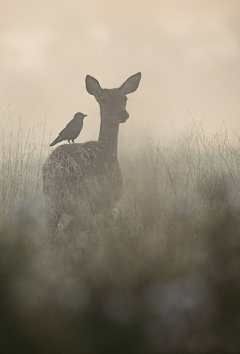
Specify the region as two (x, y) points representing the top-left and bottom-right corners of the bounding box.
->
(43, 72), (141, 234)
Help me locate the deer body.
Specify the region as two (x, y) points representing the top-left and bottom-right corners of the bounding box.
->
(43, 73), (141, 232)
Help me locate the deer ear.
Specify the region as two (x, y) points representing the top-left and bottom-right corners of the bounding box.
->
(120, 72), (141, 95)
(85, 75), (102, 96)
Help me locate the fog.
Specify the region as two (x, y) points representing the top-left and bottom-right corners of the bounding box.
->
(1, 0), (240, 144)
(2, 2), (240, 352)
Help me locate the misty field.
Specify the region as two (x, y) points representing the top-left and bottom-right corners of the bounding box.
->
(1, 123), (240, 353)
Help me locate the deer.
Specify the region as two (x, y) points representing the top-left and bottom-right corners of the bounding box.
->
(42, 72), (141, 234)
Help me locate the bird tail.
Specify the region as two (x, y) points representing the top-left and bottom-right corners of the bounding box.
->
(49, 135), (62, 147)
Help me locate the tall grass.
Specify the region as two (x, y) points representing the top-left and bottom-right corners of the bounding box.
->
(0, 122), (240, 353)
(0, 120), (49, 225)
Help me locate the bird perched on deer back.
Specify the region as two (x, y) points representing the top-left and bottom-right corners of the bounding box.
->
(49, 112), (87, 146)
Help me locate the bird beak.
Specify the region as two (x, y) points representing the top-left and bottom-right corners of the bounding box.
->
(84, 114), (88, 117)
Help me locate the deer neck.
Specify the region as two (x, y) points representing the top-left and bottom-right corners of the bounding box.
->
(98, 112), (119, 158)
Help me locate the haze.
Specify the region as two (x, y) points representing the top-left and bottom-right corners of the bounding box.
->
(1, 0), (240, 145)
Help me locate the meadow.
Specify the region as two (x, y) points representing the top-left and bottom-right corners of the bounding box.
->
(0, 121), (240, 353)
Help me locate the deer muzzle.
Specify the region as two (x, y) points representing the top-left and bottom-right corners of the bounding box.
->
(114, 110), (129, 123)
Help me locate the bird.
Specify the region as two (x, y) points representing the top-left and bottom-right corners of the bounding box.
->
(49, 112), (87, 146)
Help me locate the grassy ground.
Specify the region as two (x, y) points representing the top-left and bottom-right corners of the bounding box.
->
(0, 123), (240, 353)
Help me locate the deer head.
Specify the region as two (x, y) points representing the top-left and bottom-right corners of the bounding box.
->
(85, 72), (141, 124)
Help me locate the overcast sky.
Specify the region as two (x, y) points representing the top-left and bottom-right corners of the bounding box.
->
(1, 0), (240, 145)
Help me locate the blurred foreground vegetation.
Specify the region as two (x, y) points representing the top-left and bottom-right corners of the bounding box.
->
(0, 124), (240, 353)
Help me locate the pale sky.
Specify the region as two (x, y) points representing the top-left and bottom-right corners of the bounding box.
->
(1, 0), (240, 145)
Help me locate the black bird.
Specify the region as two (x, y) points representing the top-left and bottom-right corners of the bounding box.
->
(49, 112), (87, 146)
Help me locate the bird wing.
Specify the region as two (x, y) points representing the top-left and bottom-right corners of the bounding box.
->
(59, 119), (83, 140)
(59, 127), (67, 139)
(59, 123), (71, 139)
